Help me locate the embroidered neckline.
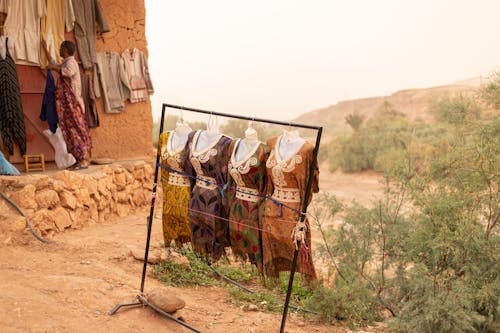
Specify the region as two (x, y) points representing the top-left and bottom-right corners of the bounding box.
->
(191, 130), (223, 157)
(274, 135), (306, 164)
(167, 130), (187, 155)
(231, 138), (261, 167)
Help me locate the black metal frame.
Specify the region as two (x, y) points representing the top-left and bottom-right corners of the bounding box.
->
(110, 103), (322, 333)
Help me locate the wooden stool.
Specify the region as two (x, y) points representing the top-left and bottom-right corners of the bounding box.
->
(24, 154), (46, 173)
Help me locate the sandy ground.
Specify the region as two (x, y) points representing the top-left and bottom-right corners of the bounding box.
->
(0, 170), (384, 333)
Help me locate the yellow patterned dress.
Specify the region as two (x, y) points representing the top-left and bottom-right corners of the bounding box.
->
(159, 131), (192, 247)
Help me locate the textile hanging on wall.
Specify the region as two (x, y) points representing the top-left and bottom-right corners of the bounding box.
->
(43, 127), (75, 169)
(40, 69), (58, 133)
(94, 51), (129, 113)
(121, 48), (154, 103)
(3, 0), (47, 65)
(71, 0), (109, 69)
(159, 131), (192, 247)
(0, 36), (26, 155)
(40, 0), (75, 68)
(260, 135), (319, 280)
(80, 69), (99, 128)
(226, 139), (268, 272)
(182, 130), (232, 261)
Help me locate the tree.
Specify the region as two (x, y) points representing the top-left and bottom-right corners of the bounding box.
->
(345, 112), (364, 131)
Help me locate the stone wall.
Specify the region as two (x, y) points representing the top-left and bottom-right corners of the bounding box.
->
(0, 162), (155, 244)
(91, 0), (154, 160)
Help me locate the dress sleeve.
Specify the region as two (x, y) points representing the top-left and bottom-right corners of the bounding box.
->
(297, 143), (319, 207)
(140, 51), (154, 94)
(93, 62), (101, 98)
(158, 132), (170, 182)
(264, 137), (277, 197)
(181, 131), (196, 190)
(257, 143), (270, 194)
(94, 0), (110, 33)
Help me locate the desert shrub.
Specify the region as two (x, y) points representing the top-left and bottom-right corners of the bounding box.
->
(430, 95), (481, 125)
(315, 111), (498, 330)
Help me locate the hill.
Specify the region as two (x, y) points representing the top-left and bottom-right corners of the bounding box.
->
(294, 82), (481, 139)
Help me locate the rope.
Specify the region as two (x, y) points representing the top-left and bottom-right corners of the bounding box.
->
(162, 200), (303, 240)
(157, 163), (306, 218)
(0, 191), (48, 243)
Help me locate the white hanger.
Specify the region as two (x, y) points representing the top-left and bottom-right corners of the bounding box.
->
(244, 119), (258, 143)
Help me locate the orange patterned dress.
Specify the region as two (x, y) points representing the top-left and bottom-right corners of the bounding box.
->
(261, 136), (319, 280)
(159, 131), (192, 247)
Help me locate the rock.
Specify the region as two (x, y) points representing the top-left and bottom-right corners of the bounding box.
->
(53, 170), (83, 190)
(75, 188), (91, 207)
(69, 208), (90, 228)
(165, 253), (191, 270)
(9, 184), (37, 210)
(82, 176), (98, 196)
(35, 175), (50, 190)
(146, 288), (186, 313)
(100, 165), (114, 175)
(50, 179), (65, 192)
(132, 190), (147, 206)
(116, 192), (129, 204)
(113, 172), (126, 190)
(51, 207), (72, 231)
(116, 204), (130, 217)
(88, 201), (98, 223)
(59, 191), (77, 210)
(31, 209), (56, 233)
(35, 189), (60, 209)
(133, 168), (145, 180)
(129, 248), (161, 264)
(144, 164), (153, 178)
(247, 304), (258, 311)
(8, 215), (26, 232)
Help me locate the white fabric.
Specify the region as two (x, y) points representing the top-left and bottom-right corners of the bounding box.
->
(171, 123), (191, 151)
(235, 138), (259, 162)
(4, 0), (47, 65)
(0, 35), (14, 60)
(278, 132), (305, 161)
(44, 128), (76, 169)
(0, 0), (8, 13)
(195, 130), (221, 151)
(65, 0), (75, 32)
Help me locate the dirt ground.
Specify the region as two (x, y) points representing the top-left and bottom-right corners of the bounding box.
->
(0, 170), (384, 333)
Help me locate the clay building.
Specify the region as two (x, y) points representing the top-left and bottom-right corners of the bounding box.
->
(3, 0), (153, 165)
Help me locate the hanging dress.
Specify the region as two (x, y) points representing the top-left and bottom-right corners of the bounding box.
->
(0, 36), (26, 156)
(159, 131), (192, 247)
(261, 135), (319, 280)
(182, 130), (232, 261)
(226, 139), (268, 271)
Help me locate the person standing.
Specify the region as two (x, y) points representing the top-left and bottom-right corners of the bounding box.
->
(42, 39), (91, 169)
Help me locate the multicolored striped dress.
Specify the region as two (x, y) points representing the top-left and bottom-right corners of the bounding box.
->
(226, 139), (268, 271)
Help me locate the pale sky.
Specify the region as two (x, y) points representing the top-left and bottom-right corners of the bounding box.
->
(145, 0), (500, 122)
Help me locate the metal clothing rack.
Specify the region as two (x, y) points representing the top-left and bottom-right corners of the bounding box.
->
(109, 103), (323, 333)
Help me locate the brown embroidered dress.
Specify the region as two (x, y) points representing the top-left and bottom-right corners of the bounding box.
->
(226, 139), (268, 271)
(182, 130), (232, 261)
(261, 136), (319, 280)
(159, 131), (191, 247)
